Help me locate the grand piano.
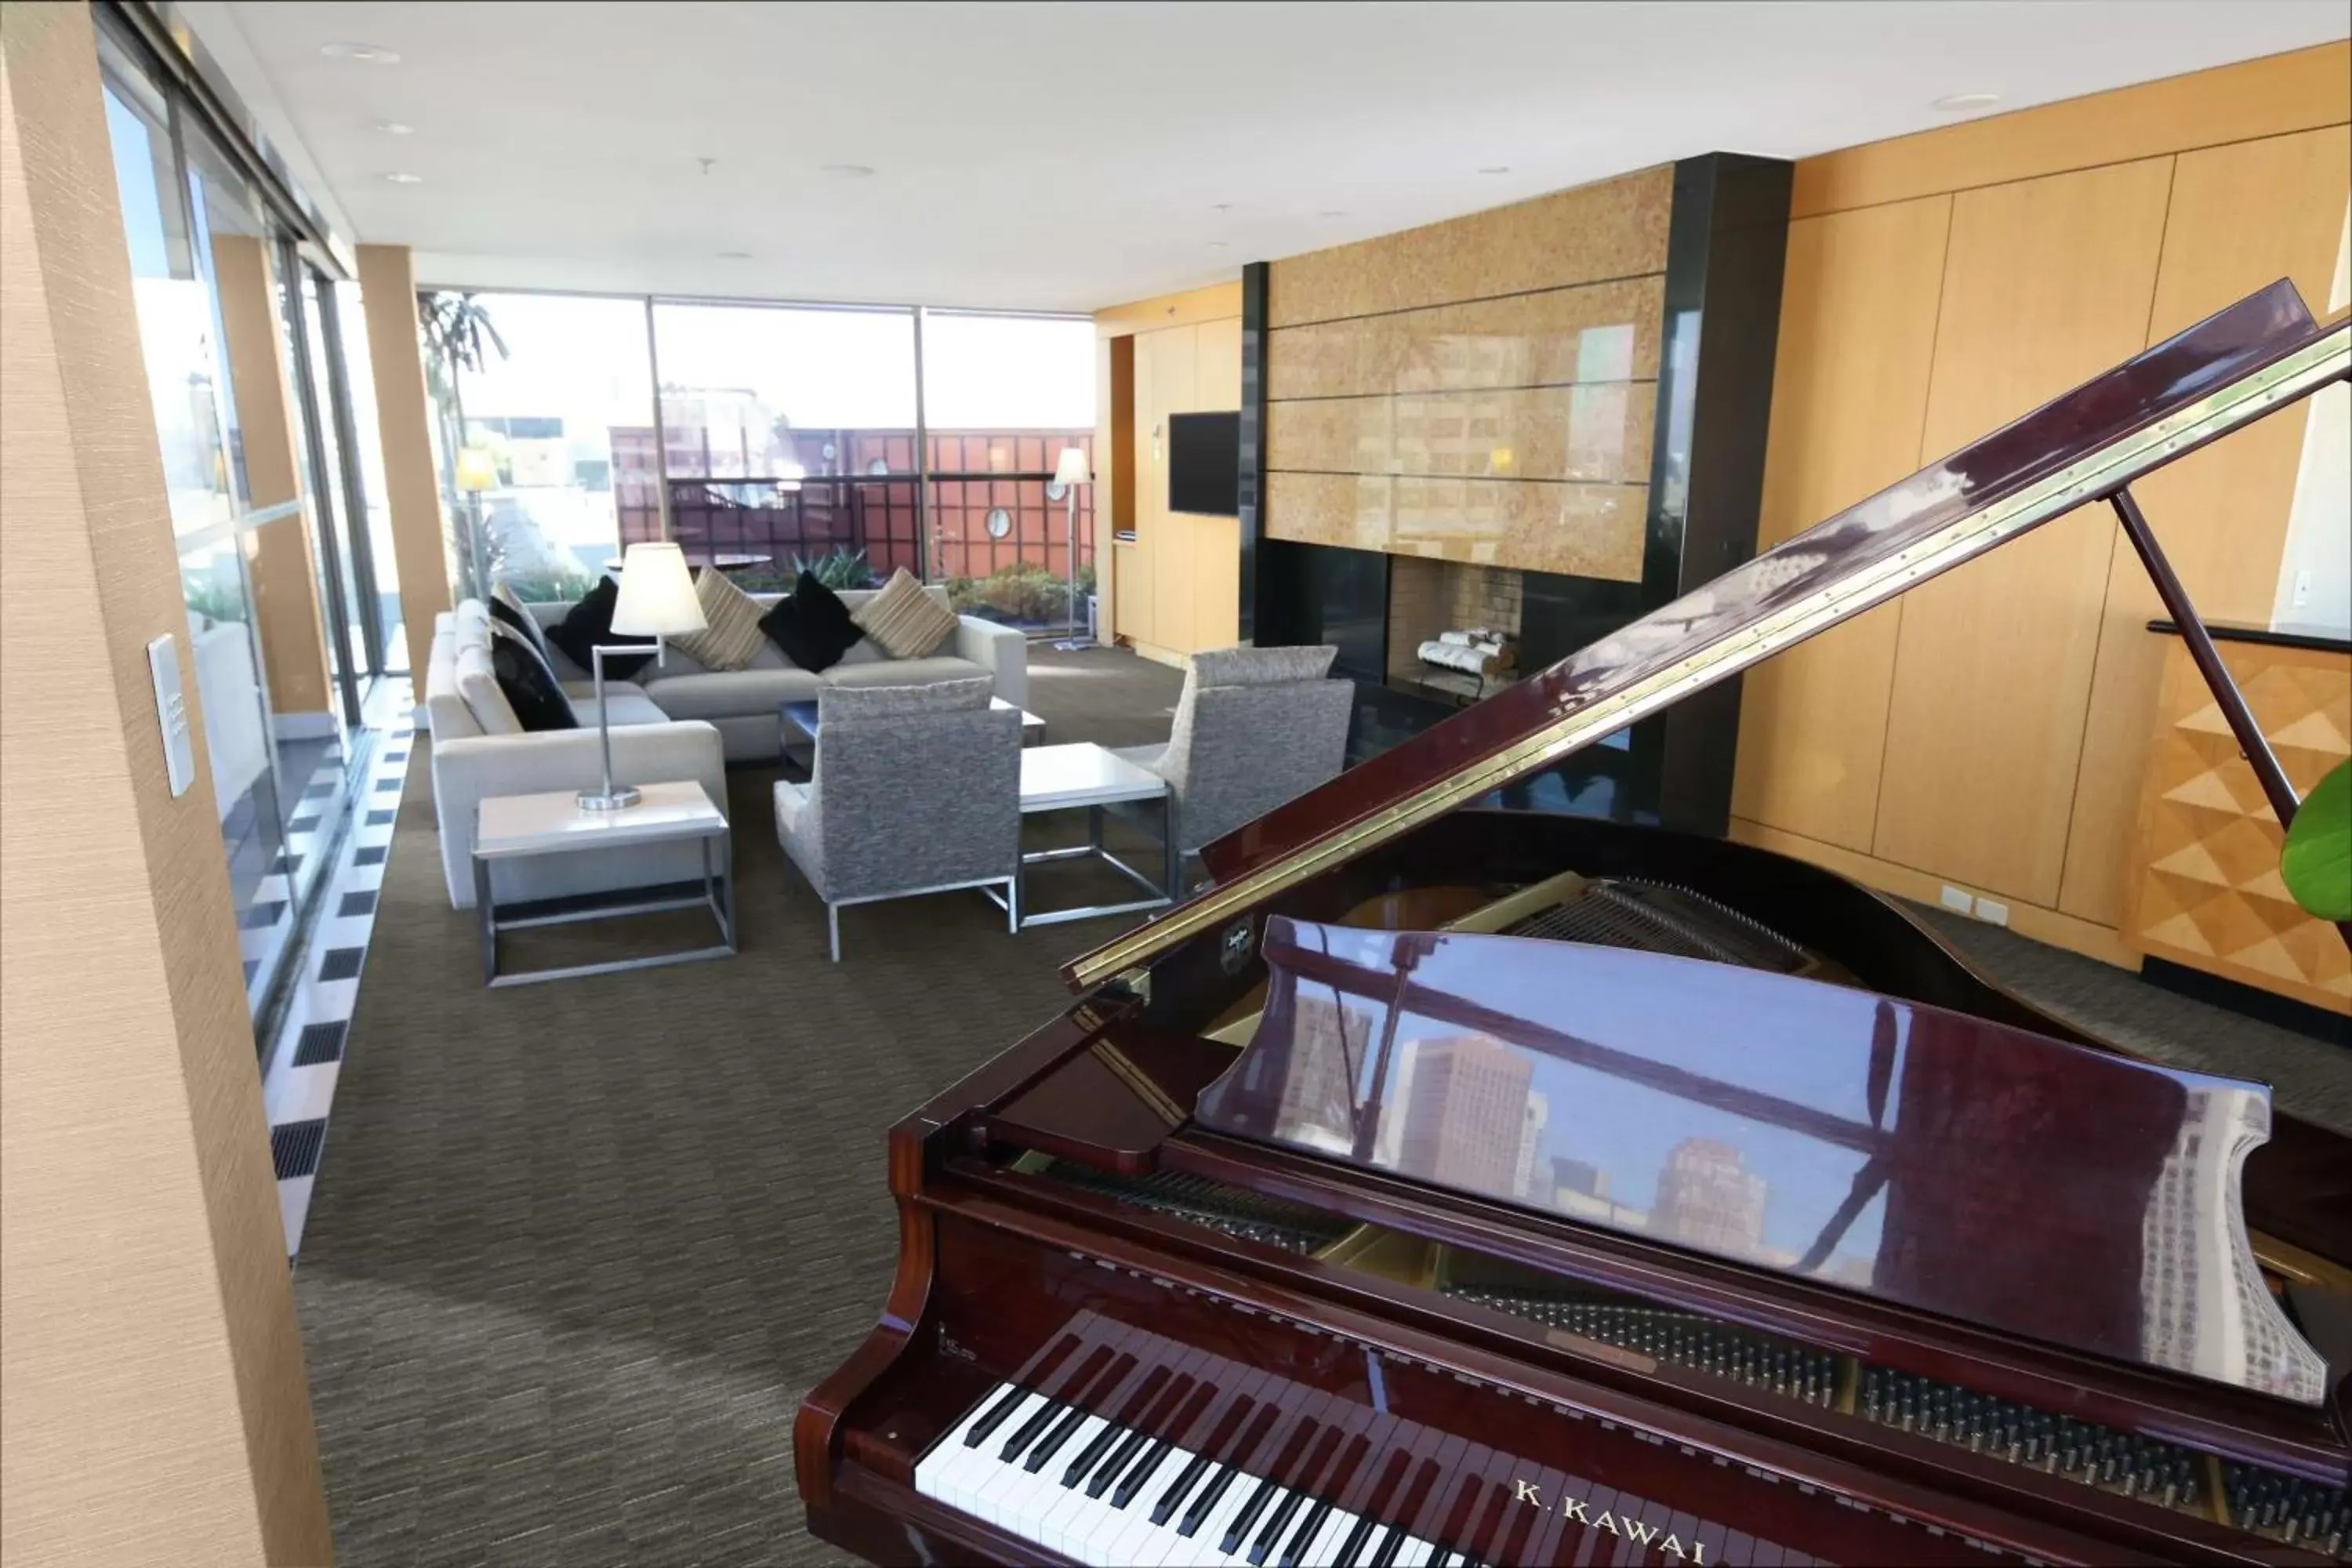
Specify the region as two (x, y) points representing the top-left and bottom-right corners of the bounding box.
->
(797, 281), (2352, 1564)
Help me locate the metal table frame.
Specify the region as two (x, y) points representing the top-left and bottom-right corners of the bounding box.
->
(472, 808), (735, 989)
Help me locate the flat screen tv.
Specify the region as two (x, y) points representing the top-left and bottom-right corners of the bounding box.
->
(1168, 411), (1240, 517)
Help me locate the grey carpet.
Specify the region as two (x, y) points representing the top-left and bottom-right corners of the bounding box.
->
(297, 643), (2343, 1566)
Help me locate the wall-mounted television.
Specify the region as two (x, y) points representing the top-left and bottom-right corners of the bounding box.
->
(1168, 411), (1240, 517)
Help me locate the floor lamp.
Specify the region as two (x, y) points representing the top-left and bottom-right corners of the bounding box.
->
(1051, 446), (1094, 651)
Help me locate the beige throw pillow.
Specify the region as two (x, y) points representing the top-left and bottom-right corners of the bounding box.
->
(669, 568), (768, 671)
(852, 568), (958, 659)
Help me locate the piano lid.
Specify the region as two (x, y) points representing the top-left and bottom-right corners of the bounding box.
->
(1064, 281), (2349, 991)
(1194, 916), (2331, 1405)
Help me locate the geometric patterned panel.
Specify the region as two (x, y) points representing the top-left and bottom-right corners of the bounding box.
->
(2129, 637), (2351, 1011)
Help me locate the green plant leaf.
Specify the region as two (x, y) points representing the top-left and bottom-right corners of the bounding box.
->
(2280, 757), (2352, 923)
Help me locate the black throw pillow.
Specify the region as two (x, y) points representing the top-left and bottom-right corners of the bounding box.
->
(487, 620), (579, 732)
(544, 575), (656, 680)
(486, 579), (554, 666)
(759, 570), (864, 673)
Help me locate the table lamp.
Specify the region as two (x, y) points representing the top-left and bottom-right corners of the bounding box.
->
(580, 542), (705, 812)
(1051, 446), (1094, 650)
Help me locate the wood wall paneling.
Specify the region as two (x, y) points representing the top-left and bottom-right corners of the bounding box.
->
(1791, 43), (2350, 219)
(1094, 280), (1243, 336)
(2057, 129), (2352, 924)
(1868, 156), (2176, 906)
(1729, 195), (1952, 849)
(209, 234), (333, 722)
(356, 245), (452, 684)
(1147, 322), (1199, 652)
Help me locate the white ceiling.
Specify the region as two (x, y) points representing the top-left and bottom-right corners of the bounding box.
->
(191, 1), (2348, 313)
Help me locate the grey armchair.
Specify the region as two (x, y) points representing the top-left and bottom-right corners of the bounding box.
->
(1113, 644), (1352, 862)
(772, 677), (1022, 960)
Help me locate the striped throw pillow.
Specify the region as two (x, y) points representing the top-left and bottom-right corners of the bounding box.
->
(852, 568), (959, 659)
(670, 568), (768, 671)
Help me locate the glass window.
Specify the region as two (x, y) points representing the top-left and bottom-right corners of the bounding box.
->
(652, 303), (920, 590)
(100, 55), (299, 1014)
(921, 312), (1097, 632)
(431, 291), (655, 601)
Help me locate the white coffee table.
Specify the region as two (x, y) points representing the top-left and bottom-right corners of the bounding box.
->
(779, 695), (1044, 762)
(1017, 743), (1175, 928)
(471, 780), (735, 986)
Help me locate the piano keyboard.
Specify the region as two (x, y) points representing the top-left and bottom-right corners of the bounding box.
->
(915, 1312), (1795, 1567)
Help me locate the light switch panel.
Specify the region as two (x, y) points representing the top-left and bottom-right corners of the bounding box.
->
(148, 633), (195, 797)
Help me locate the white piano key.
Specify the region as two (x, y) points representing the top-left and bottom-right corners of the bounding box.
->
(913, 1388), (1001, 1519)
(1300, 1512), (1359, 1568)
(1036, 1415), (1112, 1553)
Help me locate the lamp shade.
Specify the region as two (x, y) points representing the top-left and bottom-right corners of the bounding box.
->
(609, 543), (706, 637)
(454, 447), (499, 492)
(1052, 447), (1091, 488)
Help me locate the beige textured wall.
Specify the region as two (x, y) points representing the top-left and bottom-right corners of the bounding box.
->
(0, 5), (331, 1564)
(355, 243), (450, 682)
(211, 232), (335, 721)
(1261, 169), (1669, 579)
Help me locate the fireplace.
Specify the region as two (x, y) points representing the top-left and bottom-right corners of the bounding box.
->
(1385, 558), (1526, 700)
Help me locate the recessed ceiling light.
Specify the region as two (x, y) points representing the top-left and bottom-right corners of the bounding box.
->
(1478, 165), (1512, 176)
(1206, 241), (1230, 250)
(821, 163), (877, 178)
(382, 172), (423, 185)
(717, 250), (753, 260)
(320, 42), (399, 63)
(372, 120), (415, 136)
(1931, 92), (2002, 112)
(1318, 209), (1348, 219)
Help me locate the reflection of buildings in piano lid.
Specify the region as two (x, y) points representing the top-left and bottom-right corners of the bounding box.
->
(1653, 1138), (1767, 1262)
(2138, 1087), (2311, 1396)
(1270, 991), (1379, 1156)
(1552, 1156), (1652, 1232)
(1396, 1033), (1535, 1200)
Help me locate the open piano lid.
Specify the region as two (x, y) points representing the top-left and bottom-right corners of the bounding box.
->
(1192, 916), (2330, 1405)
(1062, 280), (2350, 993)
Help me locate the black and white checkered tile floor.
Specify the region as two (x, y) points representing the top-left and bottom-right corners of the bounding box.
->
(260, 685), (415, 1258)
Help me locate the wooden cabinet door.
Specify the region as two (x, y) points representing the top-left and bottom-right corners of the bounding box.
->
(1870, 158), (2173, 906)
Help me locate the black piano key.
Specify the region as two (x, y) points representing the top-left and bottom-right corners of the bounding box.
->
(1154, 1379), (1265, 1524)
(1181, 1462), (1245, 1537)
(1370, 1519), (1410, 1567)
(1182, 1400), (1281, 1537)
(999, 1398), (1065, 1465)
(1091, 1426), (1153, 1498)
(1336, 1450), (1413, 1566)
(1255, 1424), (1344, 1566)
(1225, 1472), (1290, 1554)
(1334, 1512), (1383, 1566)
(1063, 1414), (1128, 1487)
(1155, 1450), (1219, 1526)
(1427, 1552), (1454, 1568)
(964, 1383), (1031, 1448)
(1087, 1367), (1189, 1496)
(1252, 1486), (1312, 1566)
(1226, 1407), (1326, 1553)
(1113, 1438), (1174, 1509)
(1281, 1494), (1339, 1567)
(1118, 1374), (1218, 1508)
(1025, 1401), (1096, 1473)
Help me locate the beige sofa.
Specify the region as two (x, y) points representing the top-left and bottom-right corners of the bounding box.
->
(422, 584), (1024, 911)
